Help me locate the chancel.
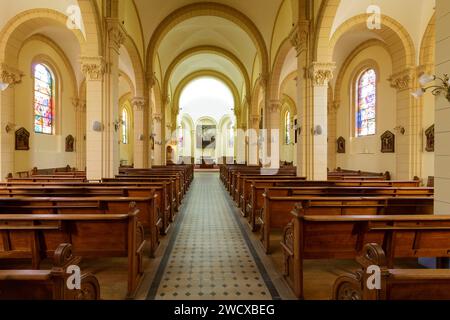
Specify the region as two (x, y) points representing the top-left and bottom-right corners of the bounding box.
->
(0, 0), (450, 304)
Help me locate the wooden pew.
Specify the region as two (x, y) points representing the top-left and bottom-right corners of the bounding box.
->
(0, 183), (173, 235)
(0, 209), (145, 298)
(7, 177), (87, 183)
(0, 243), (101, 300)
(333, 243), (450, 300)
(0, 195), (160, 258)
(281, 211), (450, 299)
(246, 182), (426, 231)
(261, 195), (433, 254)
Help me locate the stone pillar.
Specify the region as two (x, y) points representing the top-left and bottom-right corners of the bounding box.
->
(82, 18), (125, 179)
(248, 115), (260, 165)
(434, 0), (450, 214)
(131, 97), (147, 168)
(388, 68), (421, 180)
(268, 100), (281, 169)
(72, 98), (86, 170)
(308, 62), (335, 180)
(191, 130), (195, 163)
(291, 21), (310, 178)
(152, 113), (162, 165)
(236, 125), (246, 164)
(327, 100), (338, 171)
(0, 63), (22, 180)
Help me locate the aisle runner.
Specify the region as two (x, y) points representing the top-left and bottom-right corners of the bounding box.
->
(147, 172), (279, 300)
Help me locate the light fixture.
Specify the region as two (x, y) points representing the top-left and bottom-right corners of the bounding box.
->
(0, 82), (9, 91)
(411, 73), (450, 102)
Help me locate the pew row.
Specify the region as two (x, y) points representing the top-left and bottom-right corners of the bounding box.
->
(0, 243), (101, 300)
(333, 243), (450, 300)
(281, 211), (450, 299)
(0, 208), (145, 298)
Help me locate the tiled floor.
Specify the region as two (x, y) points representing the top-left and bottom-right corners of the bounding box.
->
(149, 172), (276, 300)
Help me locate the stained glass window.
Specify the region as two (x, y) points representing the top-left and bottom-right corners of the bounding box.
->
(122, 108), (129, 144)
(285, 111), (291, 144)
(34, 64), (54, 134)
(356, 69), (376, 137)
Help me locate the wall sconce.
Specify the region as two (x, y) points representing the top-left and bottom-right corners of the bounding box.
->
(92, 121), (103, 132)
(411, 73), (450, 102)
(5, 122), (15, 133)
(394, 126), (406, 135)
(0, 82), (9, 91)
(313, 125), (322, 136)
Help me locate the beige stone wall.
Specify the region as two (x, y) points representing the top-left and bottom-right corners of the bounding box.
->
(434, 0), (450, 214)
(14, 39), (77, 172)
(335, 45), (397, 177)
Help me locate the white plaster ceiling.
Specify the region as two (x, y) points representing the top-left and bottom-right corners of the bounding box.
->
(133, 0), (283, 51)
(332, 0), (435, 64)
(170, 53), (244, 96)
(0, 0), (85, 36)
(158, 16), (256, 77)
(279, 47), (297, 86)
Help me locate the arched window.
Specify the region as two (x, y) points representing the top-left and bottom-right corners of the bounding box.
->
(34, 64), (54, 134)
(285, 111), (291, 144)
(356, 69), (376, 137)
(121, 108), (129, 144)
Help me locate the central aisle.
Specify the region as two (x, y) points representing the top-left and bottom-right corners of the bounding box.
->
(147, 172), (279, 300)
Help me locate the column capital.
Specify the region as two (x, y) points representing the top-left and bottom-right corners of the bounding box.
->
(244, 94), (252, 106)
(251, 115), (260, 126)
(289, 21), (309, 57)
(80, 56), (106, 81)
(309, 62), (336, 86)
(106, 18), (127, 52)
(328, 100), (339, 113)
(269, 100), (282, 113)
(147, 72), (157, 89)
(153, 113), (162, 123)
(131, 97), (147, 111)
(0, 63), (24, 87)
(72, 98), (86, 112)
(388, 67), (416, 91)
(162, 94), (171, 106)
(259, 72), (270, 90)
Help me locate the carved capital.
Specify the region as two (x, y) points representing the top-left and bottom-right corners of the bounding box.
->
(259, 72), (270, 91)
(0, 63), (24, 87)
(244, 94), (252, 106)
(328, 100), (340, 113)
(81, 56), (106, 81)
(269, 100), (282, 113)
(72, 98), (86, 112)
(131, 97), (147, 111)
(153, 113), (162, 123)
(289, 21), (309, 57)
(309, 62), (336, 86)
(147, 72), (157, 89)
(162, 94), (171, 106)
(106, 18), (126, 52)
(388, 67), (415, 91)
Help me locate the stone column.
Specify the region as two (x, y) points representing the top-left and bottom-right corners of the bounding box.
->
(152, 113), (162, 165)
(291, 21), (310, 178)
(72, 98), (86, 170)
(327, 100), (338, 171)
(268, 100), (281, 169)
(236, 125), (246, 164)
(388, 68), (421, 180)
(306, 62), (335, 180)
(248, 115), (260, 165)
(435, 0), (450, 213)
(0, 63), (23, 180)
(131, 97), (147, 168)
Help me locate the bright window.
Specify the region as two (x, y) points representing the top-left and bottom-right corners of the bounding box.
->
(34, 64), (54, 134)
(285, 111), (291, 144)
(356, 69), (376, 137)
(122, 108), (129, 144)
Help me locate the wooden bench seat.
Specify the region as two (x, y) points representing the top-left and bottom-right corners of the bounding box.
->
(333, 243), (450, 300)
(0, 210), (145, 298)
(261, 195), (434, 254)
(0, 243), (100, 300)
(246, 179), (431, 231)
(281, 212), (450, 299)
(0, 184), (173, 235)
(0, 195), (159, 258)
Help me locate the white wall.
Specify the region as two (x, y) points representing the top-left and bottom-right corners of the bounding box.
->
(335, 45), (397, 177)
